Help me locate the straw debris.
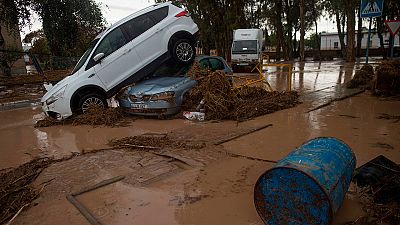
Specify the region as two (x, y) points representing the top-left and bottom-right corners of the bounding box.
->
(108, 134), (206, 150)
(347, 65), (374, 89)
(183, 65), (300, 121)
(349, 186), (400, 225)
(372, 60), (400, 96)
(35, 106), (127, 128)
(0, 158), (53, 224)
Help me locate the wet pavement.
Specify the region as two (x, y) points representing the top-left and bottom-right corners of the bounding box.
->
(1, 60), (399, 225)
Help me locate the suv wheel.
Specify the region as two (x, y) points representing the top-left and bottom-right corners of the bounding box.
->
(172, 39), (195, 64)
(78, 93), (107, 114)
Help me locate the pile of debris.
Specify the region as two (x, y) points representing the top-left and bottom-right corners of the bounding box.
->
(347, 65), (375, 89)
(351, 155), (400, 225)
(108, 134), (206, 150)
(0, 70), (70, 86)
(372, 60), (400, 96)
(0, 158), (52, 224)
(35, 106), (127, 128)
(183, 65), (300, 121)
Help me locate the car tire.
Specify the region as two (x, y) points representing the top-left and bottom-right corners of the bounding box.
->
(78, 93), (107, 114)
(171, 39), (195, 65)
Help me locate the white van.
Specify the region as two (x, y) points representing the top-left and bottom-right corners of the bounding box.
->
(231, 29), (263, 71)
(41, 2), (199, 120)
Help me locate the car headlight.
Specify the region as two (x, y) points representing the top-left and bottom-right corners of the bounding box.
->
(45, 85), (67, 105)
(151, 91), (175, 101)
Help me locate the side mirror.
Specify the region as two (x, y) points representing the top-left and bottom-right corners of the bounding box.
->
(93, 53), (105, 63)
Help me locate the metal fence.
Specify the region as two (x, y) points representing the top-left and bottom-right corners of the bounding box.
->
(0, 49), (79, 75)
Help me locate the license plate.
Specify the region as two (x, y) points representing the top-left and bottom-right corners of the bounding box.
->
(131, 104), (148, 109)
(238, 63), (249, 66)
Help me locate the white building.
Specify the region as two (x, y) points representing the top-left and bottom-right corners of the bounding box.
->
(320, 30), (399, 50)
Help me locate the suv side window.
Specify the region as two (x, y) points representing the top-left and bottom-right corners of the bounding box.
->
(123, 14), (155, 42)
(148, 6), (169, 23)
(209, 58), (225, 71)
(93, 27), (127, 59)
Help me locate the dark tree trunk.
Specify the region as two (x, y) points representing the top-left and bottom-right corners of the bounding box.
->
(314, 20), (321, 61)
(300, 0), (305, 61)
(0, 25), (11, 76)
(346, 6), (356, 62)
(356, 11), (363, 57)
(275, 1), (284, 61)
(336, 12), (346, 58)
(376, 17), (387, 59)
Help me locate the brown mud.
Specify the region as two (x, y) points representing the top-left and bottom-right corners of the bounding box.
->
(0, 70), (70, 86)
(1, 60), (399, 225)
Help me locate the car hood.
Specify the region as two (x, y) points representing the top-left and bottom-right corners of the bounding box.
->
(41, 74), (77, 102)
(126, 77), (196, 95)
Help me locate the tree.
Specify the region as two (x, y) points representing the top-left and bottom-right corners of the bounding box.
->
(0, 0), (34, 75)
(305, 33), (321, 49)
(323, 0), (347, 58)
(300, 0), (305, 61)
(23, 30), (51, 55)
(375, 0), (400, 59)
(345, 0), (357, 62)
(33, 0), (105, 56)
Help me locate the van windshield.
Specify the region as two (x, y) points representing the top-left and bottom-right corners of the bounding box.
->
(232, 40), (257, 54)
(72, 39), (99, 74)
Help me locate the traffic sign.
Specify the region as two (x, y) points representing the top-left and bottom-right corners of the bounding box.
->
(385, 20), (400, 36)
(360, 0), (384, 18)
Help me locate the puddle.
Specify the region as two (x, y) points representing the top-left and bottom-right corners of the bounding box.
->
(0, 107), (190, 170)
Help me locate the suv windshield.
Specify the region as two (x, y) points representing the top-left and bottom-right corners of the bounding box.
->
(232, 40), (257, 54)
(72, 39), (99, 74)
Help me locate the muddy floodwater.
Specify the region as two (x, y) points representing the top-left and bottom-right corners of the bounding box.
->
(1, 60), (399, 225)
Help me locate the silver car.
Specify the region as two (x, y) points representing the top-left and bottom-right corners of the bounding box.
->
(118, 56), (233, 116)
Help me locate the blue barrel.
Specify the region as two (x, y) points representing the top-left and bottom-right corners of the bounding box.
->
(254, 137), (356, 225)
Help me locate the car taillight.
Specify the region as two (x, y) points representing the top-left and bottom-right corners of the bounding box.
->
(175, 11), (188, 18)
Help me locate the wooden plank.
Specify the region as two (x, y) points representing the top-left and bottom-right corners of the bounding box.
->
(214, 124), (273, 145)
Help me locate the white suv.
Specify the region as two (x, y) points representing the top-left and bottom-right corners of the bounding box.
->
(41, 2), (199, 120)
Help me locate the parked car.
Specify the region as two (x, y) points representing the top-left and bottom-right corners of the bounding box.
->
(41, 2), (199, 120)
(118, 56), (233, 116)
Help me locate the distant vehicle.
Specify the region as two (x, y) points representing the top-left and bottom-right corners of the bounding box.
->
(41, 2), (199, 120)
(231, 29), (263, 71)
(118, 56), (233, 116)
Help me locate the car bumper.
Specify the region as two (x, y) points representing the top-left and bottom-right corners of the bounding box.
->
(41, 98), (73, 120)
(119, 99), (181, 116)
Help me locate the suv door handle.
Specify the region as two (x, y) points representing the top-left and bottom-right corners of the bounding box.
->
(124, 48), (132, 55)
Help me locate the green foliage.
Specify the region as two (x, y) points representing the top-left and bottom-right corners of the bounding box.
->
(33, 0), (105, 56)
(305, 33), (321, 49)
(0, 0), (33, 29)
(30, 38), (50, 55)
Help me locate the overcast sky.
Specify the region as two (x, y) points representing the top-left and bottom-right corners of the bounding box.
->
(22, 0), (338, 39)
(22, 0), (155, 37)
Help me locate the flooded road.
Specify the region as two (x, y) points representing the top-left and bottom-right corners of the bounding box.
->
(2, 60), (399, 225)
(0, 107), (190, 170)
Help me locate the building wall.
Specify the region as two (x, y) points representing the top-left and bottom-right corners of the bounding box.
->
(320, 32), (399, 50)
(0, 23), (26, 75)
